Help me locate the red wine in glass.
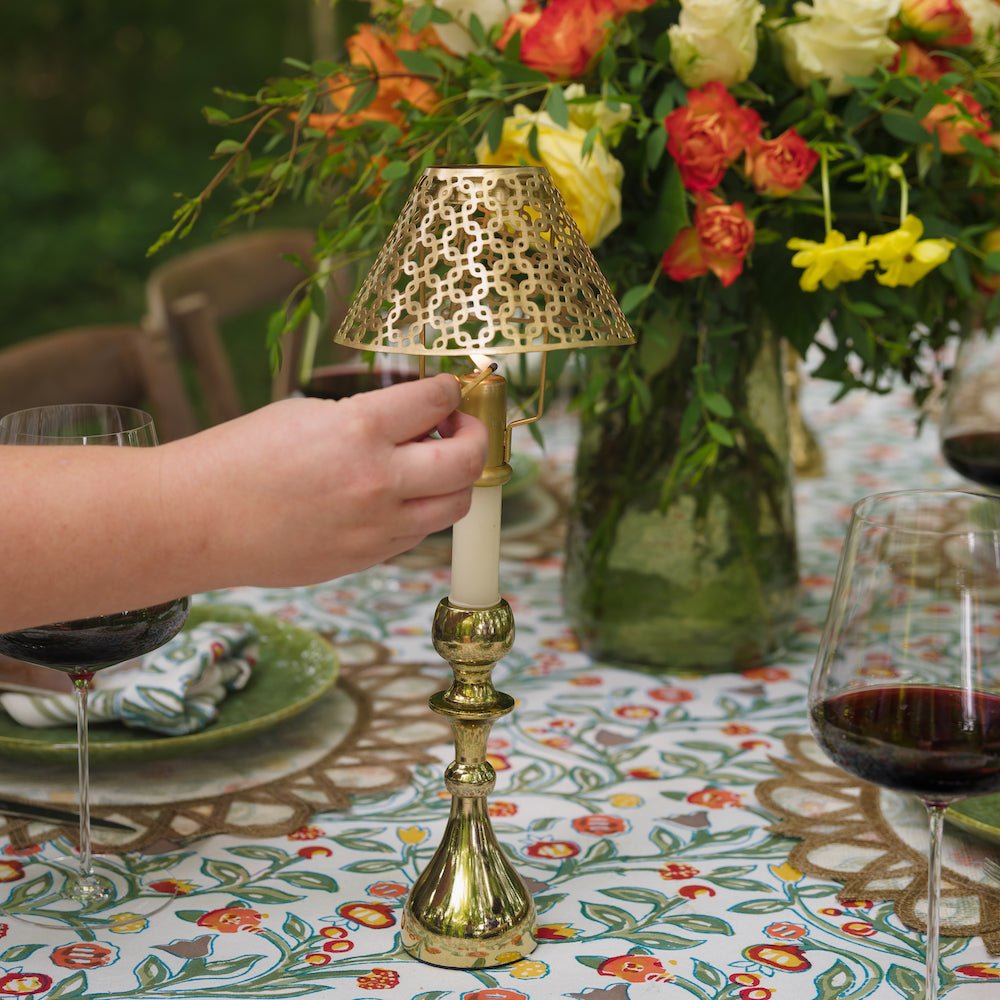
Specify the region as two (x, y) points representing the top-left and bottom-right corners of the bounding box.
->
(941, 432), (1000, 488)
(0, 403), (190, 917)
(812, 685), (1000, 804)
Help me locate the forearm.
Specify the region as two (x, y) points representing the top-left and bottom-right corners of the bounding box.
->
(0, 445), (194, 633)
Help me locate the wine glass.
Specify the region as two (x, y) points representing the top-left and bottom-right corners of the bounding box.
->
(809, 489), (1000, 1000)
(940, 330), (1000, 489)
(0, 404), (190, 918)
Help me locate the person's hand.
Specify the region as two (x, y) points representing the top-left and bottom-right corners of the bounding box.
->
(163, 373), (487, 589)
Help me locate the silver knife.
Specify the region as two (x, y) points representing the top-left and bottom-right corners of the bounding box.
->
(0, 799), (136, 833)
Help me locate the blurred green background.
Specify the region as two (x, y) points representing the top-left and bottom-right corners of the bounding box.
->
(2, 0), (337, 409)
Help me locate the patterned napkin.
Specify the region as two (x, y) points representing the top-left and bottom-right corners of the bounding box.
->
(0, 621), (257, 736)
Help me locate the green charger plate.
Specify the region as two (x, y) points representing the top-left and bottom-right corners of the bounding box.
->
(0, 605), (339, 764)
(948, 795), (1000, 845)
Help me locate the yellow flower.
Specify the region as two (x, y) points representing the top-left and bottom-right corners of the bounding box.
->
(608, 793), (643, 808)
(770, 861), (803, 882)
(108, 912), (149, 934)
(397, 825), (429, 845)
(475, 103), (624, 247)
(509, 958), (549, 979)
(867, 214), (954, 287)
(787, 229), (870, 291)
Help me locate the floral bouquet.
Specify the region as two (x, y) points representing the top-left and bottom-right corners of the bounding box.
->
(159, 0), (1000, 669)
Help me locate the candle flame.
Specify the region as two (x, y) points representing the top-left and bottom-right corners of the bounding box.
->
(469, 352), (493, 372)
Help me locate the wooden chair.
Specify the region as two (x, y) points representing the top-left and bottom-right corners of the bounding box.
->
(143, 228), (355, 427)
(0, 323), (197, 442)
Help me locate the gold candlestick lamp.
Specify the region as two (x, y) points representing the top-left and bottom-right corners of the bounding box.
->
(333, 165), (634, 968)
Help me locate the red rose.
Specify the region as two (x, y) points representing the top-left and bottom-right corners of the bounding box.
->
(662, 193), (754, 287)
(665, 82), (761, 192)
(745, 128), (818, 196)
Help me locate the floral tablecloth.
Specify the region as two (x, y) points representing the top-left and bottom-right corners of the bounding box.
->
(1, 377), (999, 999)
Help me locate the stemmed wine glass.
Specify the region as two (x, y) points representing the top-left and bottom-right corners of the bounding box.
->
(810, 489), (1000, 1000)
(0, 404), (190, 917)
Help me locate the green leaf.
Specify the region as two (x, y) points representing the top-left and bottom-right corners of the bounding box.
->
(812, 959), (854, 1000)
(546, 86), (569, 129)
(282, 912), (312, 942)
(134, 955), (171, 988)
(202, 106), (231, 125)
(484, 104), (506, 152)
(602, 886), (671, 908)
(45, 972), (89, 999)
(236, 886), (303, 904)
(620, 284), (653, 314)
(728, 898), (790, 914)
(201, 859), (252, 885)
(342, 858), (406, 873)
(277, 871), (340, 892)
(693, 959), (728, 989)
(638, 163), (687, 255)
(887, 963), (925, 998)
(580, 901), (635, 931)
(228, 845), (294, 863)
(397, 49), (441, 79)
(707, 421), (735, 446)
(646, 124), (668, 171)
(213, 139), (244, 155)
(702, 391), (734, 418)
(380, 160), (409, 182)
(664, 913), (734, 935)
(0, 944), (44, 961)
(626, 930), (703, 949)
(881, 110), (932, 144)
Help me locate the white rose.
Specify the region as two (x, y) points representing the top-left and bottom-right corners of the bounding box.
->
(780, 0), (900, 96)
(964, 0), (1000, 50)
(432, 0), (522, 56)
(668, 0), (764, 87)
(564, 84), (631, 146)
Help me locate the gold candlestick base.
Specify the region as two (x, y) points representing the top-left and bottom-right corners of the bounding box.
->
(401, 598), (537, 968)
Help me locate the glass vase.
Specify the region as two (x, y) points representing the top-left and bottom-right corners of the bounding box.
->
(563, 323), (799, 672)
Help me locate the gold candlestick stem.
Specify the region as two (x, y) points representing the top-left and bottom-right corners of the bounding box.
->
(401, 599), (537, 967)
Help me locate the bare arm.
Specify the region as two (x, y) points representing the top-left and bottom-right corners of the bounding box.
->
(0, 375), (486, 632)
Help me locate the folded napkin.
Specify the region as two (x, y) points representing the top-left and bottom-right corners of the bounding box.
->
(0, 621), (257, 736)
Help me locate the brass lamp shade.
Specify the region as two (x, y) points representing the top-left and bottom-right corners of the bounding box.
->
(333, 165), (635, 356)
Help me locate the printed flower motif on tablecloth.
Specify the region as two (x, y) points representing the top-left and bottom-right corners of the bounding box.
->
(196, 906), (266, 934)
(0, 972), (53, 996)
(49, 942), (119, 970)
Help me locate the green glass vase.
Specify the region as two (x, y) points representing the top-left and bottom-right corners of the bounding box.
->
(563, 324), (799, 672)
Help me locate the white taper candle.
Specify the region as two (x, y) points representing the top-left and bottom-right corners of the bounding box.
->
(449, 485), (502, 608)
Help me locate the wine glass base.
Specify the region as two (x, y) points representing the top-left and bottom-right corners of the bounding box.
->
(0, 847), (179, 930)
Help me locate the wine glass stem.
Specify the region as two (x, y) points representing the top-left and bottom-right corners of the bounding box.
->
(73, 676), (96, 885)
(923, 802), (946, 1000)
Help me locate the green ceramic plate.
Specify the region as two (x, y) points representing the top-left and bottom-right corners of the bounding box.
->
(947, 795), (1000, 845)
(0, 605), (339, 764)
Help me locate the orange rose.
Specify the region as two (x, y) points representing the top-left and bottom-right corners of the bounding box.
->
(665, 82), (762, 192)
(309, 24), (439, 135)
(921, 86), (992, 154)
(745, 128), (818, 196)
(899, 0), (974, 47)
(662, 193), (754, 287)
(515, 0), (618, 79)
(890, 39), (951, 82)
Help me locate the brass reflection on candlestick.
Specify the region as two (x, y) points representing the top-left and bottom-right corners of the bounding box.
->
(333, 165), (634, 968)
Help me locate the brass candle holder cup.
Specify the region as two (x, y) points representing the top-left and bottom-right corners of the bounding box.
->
(332, 165), (634, 967)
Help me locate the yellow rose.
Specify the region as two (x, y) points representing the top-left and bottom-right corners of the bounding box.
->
(476, 104), (624, 247)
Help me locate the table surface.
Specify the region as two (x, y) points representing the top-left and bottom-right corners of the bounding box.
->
(1, 376), (999, 999)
